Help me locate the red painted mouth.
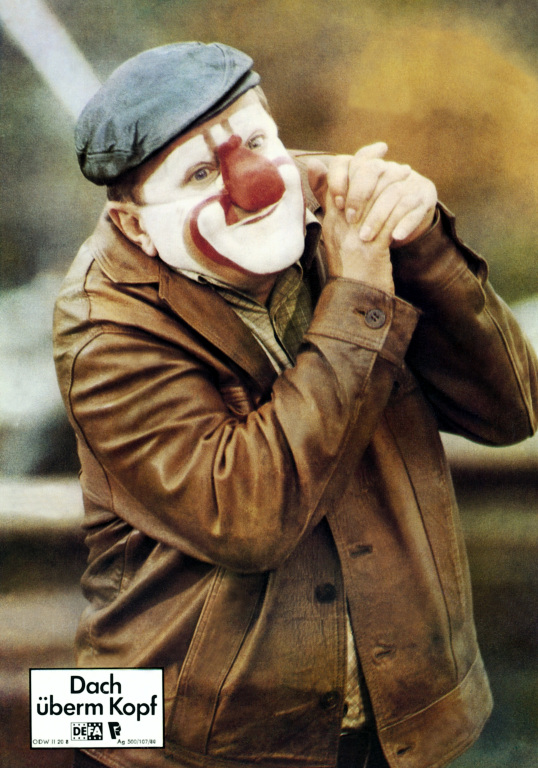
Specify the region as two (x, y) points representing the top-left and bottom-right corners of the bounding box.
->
(188, 193), (250, 272)
(234, 202), (279, 226)
(187, 156), (301, 272)
(188, 188), (281, 270)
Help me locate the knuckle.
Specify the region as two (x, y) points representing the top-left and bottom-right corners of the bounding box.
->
(328, 161), (350, 190)
(378, 182), (404, 207)
(352, 157), (384, 176)
(370, 158), (387, 174)
(385, 161), (408, 176)
(403, 191), (422, 209)
(348, 185), (373, 205)
(329, 154), (352, 170)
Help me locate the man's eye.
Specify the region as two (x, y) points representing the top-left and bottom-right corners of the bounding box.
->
(188, 166), (215, 183)
(247, 134), (265, 150)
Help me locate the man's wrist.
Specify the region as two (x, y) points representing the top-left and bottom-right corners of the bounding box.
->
(306, 278), (419, 367)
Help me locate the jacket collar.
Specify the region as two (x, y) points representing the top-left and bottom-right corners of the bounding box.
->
(160, 267), (279, 391)
(92, 209), (160, 285)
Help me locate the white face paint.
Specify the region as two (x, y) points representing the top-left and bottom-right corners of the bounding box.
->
(137, 95), (306, 280)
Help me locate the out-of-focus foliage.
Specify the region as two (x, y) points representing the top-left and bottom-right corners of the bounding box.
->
(1, 0), (537, 299)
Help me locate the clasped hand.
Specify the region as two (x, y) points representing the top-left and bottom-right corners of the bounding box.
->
(307, 143), (437, 294)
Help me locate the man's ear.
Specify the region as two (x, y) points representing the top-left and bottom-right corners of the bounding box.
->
(107, 203), (158, 257)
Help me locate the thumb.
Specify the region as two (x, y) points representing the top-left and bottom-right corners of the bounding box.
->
(307, 158), (329, 210)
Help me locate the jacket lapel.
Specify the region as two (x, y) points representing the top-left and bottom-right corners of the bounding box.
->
(158, 266), (278, 393)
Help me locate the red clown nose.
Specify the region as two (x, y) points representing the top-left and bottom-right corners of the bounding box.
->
(217, 135), (286, 212)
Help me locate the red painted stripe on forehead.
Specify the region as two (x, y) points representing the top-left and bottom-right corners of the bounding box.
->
(202, 128), (217, 153)
(203, 118), (233, 152)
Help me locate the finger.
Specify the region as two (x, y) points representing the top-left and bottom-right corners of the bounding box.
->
(389, 178), (437, 242)
(345, 160), (411, 225)
(344, 158), (385, 224)
(306, 158), (329, 210)
(343, 143), (389, 221)
(361, 193), (434, 244)
(324, 144), (388, 211)
(358, 183), (418, 242)
(359, 176), (437, 242)
(391, 204), (436, 243)
(326, 155), (352, 210)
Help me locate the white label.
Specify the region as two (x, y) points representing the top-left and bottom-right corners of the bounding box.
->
(30, 668), (164, 748)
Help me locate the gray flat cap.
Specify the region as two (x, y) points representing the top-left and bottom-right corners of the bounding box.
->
(75, 42), (260, 185)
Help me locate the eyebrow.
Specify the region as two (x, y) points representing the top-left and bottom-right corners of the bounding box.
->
(173, 134), (217, 185)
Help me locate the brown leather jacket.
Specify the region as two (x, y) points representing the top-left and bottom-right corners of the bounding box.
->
(53, 153), (538, 768)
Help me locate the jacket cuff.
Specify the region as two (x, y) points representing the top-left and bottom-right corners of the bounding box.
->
(391, 202), (488, 280)
(305, 278), (420, 367)
(390, 203), (489, 311)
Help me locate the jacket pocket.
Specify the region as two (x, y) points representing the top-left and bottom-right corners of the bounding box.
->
(165, 567), (266, 756)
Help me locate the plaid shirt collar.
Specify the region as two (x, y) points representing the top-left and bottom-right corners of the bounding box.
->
(177, 211), (320, 370)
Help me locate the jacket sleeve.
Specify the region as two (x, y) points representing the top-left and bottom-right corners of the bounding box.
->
(391, 203), (538, 445)
(68, 279), (418, 572)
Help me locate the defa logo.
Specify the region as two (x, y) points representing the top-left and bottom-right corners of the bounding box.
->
(71, 722), (103, 741)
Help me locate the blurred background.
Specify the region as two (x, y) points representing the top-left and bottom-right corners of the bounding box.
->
(0, 1), (536, 766)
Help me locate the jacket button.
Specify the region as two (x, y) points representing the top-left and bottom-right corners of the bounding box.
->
(315, 583), (337, 603)
(373, 643), (396, 661)
(319, 690), (340, 710)
(364, 308), (386, 328)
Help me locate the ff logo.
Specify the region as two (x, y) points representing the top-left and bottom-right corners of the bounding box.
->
(108, 722), (121, 739)
(71, 722), (103, 741)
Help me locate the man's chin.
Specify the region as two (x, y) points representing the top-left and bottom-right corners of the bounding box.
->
(220, 248), (303, 276)
(198, 200), (305, 270)
(210, 228), (306, 276)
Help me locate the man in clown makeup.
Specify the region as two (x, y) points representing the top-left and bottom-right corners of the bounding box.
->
(54, 43), (537, 768)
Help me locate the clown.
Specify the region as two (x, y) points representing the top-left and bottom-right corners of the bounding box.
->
(56, 41), (538, 768)
(107, 90), (308, 301)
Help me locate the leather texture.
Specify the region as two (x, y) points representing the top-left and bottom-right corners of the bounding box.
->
(53, 153), (538, 768)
